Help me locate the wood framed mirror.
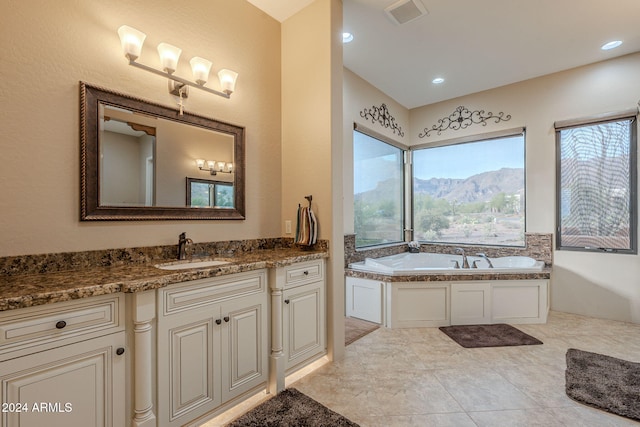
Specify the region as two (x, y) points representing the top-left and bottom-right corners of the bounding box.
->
(80, 82), (245, 220)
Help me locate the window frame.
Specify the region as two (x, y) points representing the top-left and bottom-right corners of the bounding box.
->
(353, 123), (407, 248)
(554, 112), (638, 254)
(410, 128), (527, 247)
(186, 177), (235, 209)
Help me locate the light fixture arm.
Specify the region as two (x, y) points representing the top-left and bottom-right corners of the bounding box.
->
(128, 59), (231, 99)
(198, 166), (233, 176)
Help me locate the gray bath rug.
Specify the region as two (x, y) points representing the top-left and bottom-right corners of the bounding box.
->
(225, 388), (360, 427)
(439, 323), (543, 348)
(566, 348), (640, 422)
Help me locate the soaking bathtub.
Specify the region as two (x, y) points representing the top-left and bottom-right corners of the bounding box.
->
(348, 252), (544, 275)
(345, 252), (549, 328)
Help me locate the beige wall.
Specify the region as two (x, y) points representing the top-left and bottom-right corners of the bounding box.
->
(0, 0), (281, 256)
(281, 0), (345, 361)
(409, 53), (640, 323)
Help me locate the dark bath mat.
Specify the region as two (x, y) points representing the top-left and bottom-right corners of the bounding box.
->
(225, 388), (360, 427)
(439, 323), (543, 348)
(566, 348), (640, 422)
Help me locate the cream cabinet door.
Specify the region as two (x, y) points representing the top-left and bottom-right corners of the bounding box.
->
(283, 281), (325, 370)
(158, 308), (222, 427)
(220, 293), (268, 403)
(0, 332), (125, 427)
(157, 273), (268, 427)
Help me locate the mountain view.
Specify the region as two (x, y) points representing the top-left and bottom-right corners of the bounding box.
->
(413, 167), (524, 203)
(356, 168), (524, 205)
(355, 167), (525, 246)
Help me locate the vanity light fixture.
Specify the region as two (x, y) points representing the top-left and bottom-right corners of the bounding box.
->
(117, 25), (238, 109)
(196, 159), (234, 175)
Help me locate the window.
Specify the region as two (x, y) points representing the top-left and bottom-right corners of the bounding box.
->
(556, 116), (637, 253)
(187, 178), (235, 208)
(412, 132), (525, 246)
(353, 128), (405, 247)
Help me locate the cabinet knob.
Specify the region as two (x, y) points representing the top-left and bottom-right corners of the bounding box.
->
(284, 299), (290, 304)
(303, 270), (309, 275)
(116, 347), (125, 356)
(55, 320), (67, 329)
(223, 316), (230, 323)
(215, 319), (222, 325)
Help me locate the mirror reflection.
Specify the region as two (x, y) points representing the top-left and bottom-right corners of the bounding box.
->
(186, 178), (234, 208)
(80, 82), (245, 220)
(100, 104), (234, 208)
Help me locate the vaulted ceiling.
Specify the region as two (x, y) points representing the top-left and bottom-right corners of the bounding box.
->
(248, 0), (640, 109)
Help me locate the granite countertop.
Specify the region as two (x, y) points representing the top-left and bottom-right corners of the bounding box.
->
(344, 266), (552, 282)
(0, 247), (329, 312)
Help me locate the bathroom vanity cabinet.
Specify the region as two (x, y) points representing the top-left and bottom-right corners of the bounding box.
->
(156, 270), (268, 427)
(0, 294), (126, 427)
(281, 260), (326, 371)
(0, 246), (329, 427)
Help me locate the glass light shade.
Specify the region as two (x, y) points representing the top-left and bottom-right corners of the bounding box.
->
(226, 162), (233, 172)
(117, 25), (146, 61)
(196, 159), (205, 168)
(218, 69), (238, 95)
(190, 57), (213, 85)
(207, 160), (216, 170)
(217, 161), (226, 171)
(157, 43), (182, 73)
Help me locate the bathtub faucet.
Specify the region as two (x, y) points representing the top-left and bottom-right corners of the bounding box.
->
(177, 232), (193, 260)
(454, 248), (470, 268)
(476, 253), (494, 268)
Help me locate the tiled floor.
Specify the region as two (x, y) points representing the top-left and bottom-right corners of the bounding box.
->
(291, 311), (640, 426)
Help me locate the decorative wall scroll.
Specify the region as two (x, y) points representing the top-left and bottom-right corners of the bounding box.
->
(418, 105), (511, 138)
(359, 103), (404, 137)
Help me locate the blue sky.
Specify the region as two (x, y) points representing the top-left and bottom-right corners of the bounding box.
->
(413, 135), (524, 180)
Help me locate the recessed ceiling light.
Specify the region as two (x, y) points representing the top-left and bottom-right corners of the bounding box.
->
(601, 40), (622, 50)
(432, 77), (444, 84)
(342, 32), (354, 43)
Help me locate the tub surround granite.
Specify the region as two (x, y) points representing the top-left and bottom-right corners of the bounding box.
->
(344, 233), (553, 267)
(345, 268), (551, 283)
(0, 238), (329, 311)
(343, 233), (552, 282)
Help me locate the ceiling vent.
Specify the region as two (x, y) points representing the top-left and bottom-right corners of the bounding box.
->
(384, 0), (428, 25)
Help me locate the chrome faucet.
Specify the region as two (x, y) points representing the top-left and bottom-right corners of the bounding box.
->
(177, 232), (193, 260)
(455, 248), (469, 268)
(476, 253), (494, 268)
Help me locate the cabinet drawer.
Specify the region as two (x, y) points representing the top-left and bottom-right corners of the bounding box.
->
(0, 294), (123, 357)
(161, 270), (267, 316)
(284, 260), (324, 288)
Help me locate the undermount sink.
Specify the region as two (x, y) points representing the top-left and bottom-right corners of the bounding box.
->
(155, 259), (231, 270)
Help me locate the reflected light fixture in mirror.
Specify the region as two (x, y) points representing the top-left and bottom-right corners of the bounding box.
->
(116, 25), (239, 101)
(196, 159), (234, 175)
